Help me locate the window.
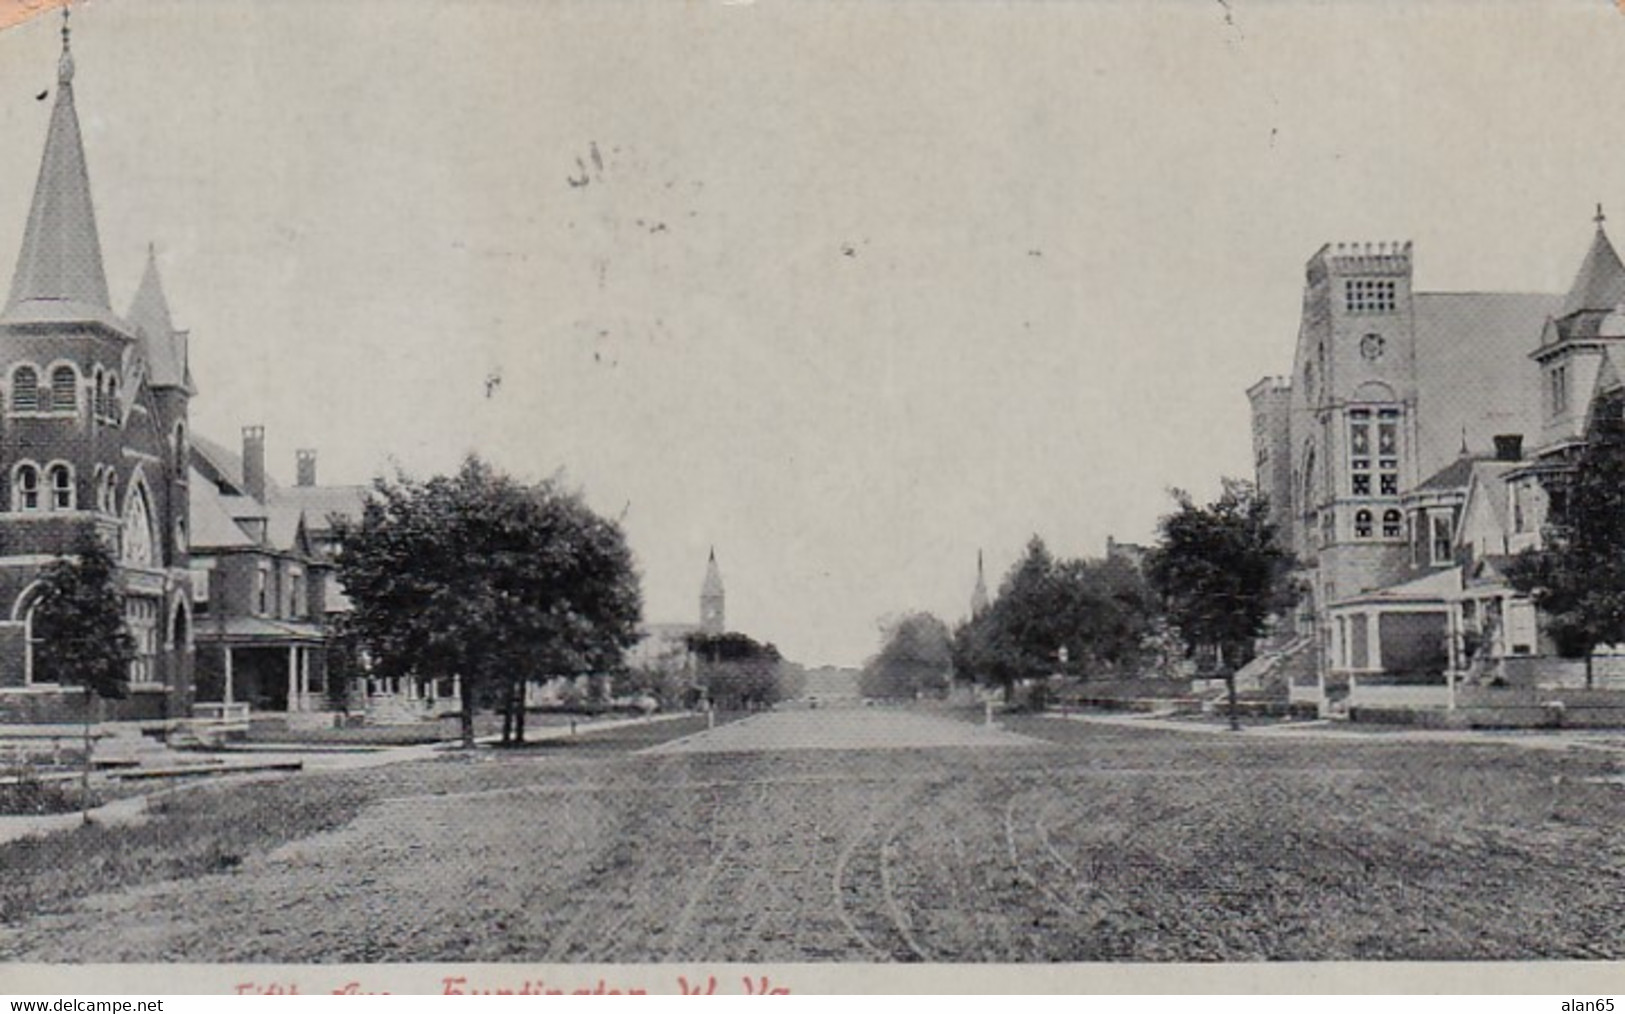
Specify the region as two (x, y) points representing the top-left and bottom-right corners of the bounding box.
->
(11, 366), (38, 412)
(99, 470), (117, 515)
(13, 464), (38, 512)
(121, 484), (156, 567)
(1319, 510), (1335, 547)
(1355, 509), (1374, 539)
(255, 563), (270, 615)
(1382, 509), (1403, 539)
(1431, 513), (1454, 565)
(106, 375), (119, 422)
(92, 368), (105, 419)
(50, 366), (76, 414)
(1345, 278), (1396, 314)
(288, 565), (305, 618)
(125, 598), (158, 685)
(189, 561), (212, 616)
(1551, 365), (1569, 417)
(46, 464), (71, 510)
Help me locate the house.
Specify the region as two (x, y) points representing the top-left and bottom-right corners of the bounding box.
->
(187, 429), (369, 716)
(0, 22), (194, 724)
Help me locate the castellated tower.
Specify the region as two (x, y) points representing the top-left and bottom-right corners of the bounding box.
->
(1287, 241), (1419, 642)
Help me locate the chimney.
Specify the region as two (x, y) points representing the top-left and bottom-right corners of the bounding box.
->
(296, 449), (317, 487)
(1493, 434), (1523, 462)
(242, 425), (266, 503)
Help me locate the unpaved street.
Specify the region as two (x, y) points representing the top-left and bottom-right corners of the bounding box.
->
(2, 706), (1624, 962)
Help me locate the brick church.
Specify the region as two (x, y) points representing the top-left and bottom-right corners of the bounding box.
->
(0, 17), (194, 723)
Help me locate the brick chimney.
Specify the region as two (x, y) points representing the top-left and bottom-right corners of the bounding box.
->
(1493, 434), (1524, 462)
(242, 425), (266, 503)
(296, 449), (317, 487)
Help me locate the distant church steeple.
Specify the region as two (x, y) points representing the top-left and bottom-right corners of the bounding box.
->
(1560, 204), (1625, 318)
(700, 547), (725, 635)
(970, 549), (990, 617)
(4, 6), (115, 327)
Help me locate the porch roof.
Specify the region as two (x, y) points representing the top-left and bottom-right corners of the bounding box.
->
(1329, 566), (1462, 609)
(194, 616), (326, 646)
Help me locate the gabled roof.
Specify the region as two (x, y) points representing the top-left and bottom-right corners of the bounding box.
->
(1414, 454), (1487, 493)
(191, 434), (254, 497)
(1560, 223), (1625, 318)
(127, 246), (192, 392)
(3, 26), (117, 329)
(187, 468), (254, 550)
(272, 484), (368, 535)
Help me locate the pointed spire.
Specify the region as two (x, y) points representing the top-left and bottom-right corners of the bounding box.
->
(971, 549), (990, 617)
(1459, 425), (1470, 458)
(699, 548), (725, 635)
(128, 243), (189, 389)
(4, 5), (113, 325)
(1561, 207), (1625, 318)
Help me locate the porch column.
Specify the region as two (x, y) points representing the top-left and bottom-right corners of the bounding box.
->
(299, 648), (311, 710)
(452, 674), (462, 703)
(1366, 610), (1382, 673)
(287, 647), (300, 712)
(223, 647), (234, 705)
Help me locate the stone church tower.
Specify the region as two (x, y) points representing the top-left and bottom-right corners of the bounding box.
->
(1287, 244), (1421, 605)
(699, 548), (725, 635)
(0, 13), (194, 722)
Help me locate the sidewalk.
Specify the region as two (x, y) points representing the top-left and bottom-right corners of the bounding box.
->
(0, 711), (692, 845)
(1049, 710), (1625, 753)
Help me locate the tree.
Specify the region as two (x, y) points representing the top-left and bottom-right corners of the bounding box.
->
(1506, 392), (1625, 687)
(862, 612), (952, 699)
(30, 530), (136, 821)
(1143, 480), (1297, 730)
(334, 456), (643, 748)
(950, 537), (1158, 703)
(687, 632), (789, 710)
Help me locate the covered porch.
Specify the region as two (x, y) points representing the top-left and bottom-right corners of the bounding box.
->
(193, 617), (328, 714)
(1326, 568), (1464, 710)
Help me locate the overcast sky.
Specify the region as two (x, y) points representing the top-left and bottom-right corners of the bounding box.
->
(0, 0), (1620, 666)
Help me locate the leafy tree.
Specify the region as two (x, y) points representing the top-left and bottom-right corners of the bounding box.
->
(687, 631), (788, 709)
(1506, 392), (1625, 686)
(951, 538), (1158, 703)
(334, 456), (643, 747)
(30, 530), (136, 820)
(862, 612), (952, 699)
(1143, 480), (1296, 729)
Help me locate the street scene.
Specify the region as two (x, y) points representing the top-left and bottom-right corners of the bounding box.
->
(2, 0), (1625, 985)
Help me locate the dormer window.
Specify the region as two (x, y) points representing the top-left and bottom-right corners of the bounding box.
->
(11, 366), (39, 413)
(1431, 513), (1454, 565)
(1550, 364), (1570, 417)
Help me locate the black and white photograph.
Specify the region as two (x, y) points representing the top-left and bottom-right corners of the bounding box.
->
(0, 0), (1623, 994)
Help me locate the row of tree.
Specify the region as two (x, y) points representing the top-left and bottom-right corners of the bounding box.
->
(870, 480), (1296, 728)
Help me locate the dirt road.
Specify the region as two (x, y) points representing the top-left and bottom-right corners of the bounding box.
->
(2, 706), (1623, 962)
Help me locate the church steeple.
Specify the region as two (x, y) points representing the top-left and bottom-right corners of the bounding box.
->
(699, 547), (725, 635)
(3, 7), (114, 327)
(1559, 205), (1625, 318)
(970, 550), (990, 617)
(128, 244), (191, 391)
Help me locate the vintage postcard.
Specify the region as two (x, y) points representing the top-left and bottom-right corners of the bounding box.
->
(0, 0), (1623, 996)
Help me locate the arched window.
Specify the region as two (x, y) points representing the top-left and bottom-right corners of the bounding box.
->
(1354, 509), (1374, 539)
(1382, 508), (1403, 539)
(46, 463), (72, 510)
(13, 463), (39, 512)
(92, 367), (105, 420)
(11, 366), (39, 413)
(121, 481), (156, 567)
(50, 365), (76, 414)
(106, 374), (119, 424)
(102, 470), (118, 515)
